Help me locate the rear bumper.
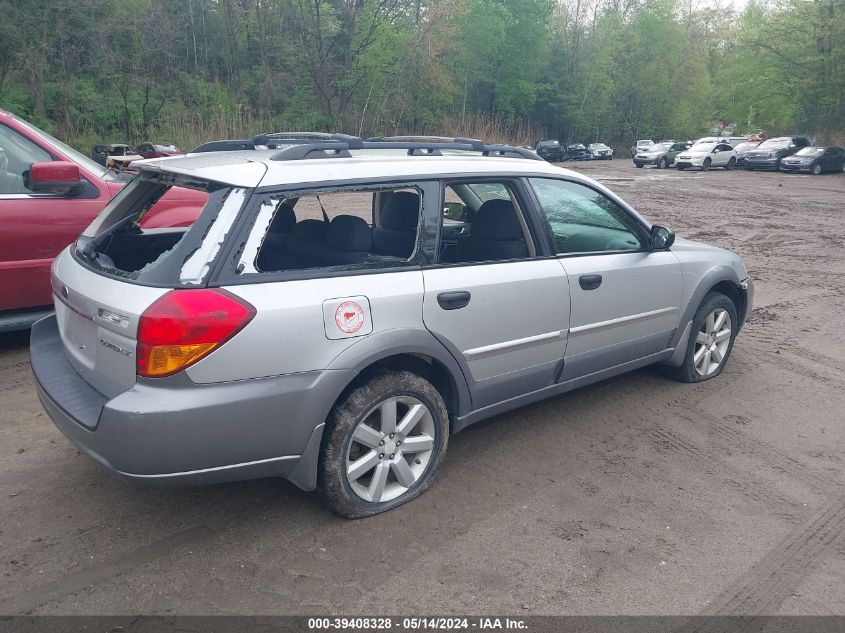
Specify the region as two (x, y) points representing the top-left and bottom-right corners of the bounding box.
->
(745, 159), (779, 170)
(779, 163), (811, 172)
(31, 315), (353, 490)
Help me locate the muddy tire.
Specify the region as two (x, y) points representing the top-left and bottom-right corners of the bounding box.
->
(318, 370), (449, 518)
(664, 292), (738, 383)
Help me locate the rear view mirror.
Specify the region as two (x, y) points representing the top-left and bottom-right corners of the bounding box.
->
(443, 202), (465, 221)
(651, 225), (675, 250)
(25, 161), (82, 195)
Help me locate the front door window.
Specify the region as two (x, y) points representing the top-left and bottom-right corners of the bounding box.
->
(0, 124), (52, 194)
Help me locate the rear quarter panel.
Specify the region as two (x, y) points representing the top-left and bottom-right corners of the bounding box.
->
(185, 271), (426, 383)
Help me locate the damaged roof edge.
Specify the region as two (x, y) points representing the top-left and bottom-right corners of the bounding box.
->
(136, 154), (269, 188)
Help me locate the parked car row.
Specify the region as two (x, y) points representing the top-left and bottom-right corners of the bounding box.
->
(534, 140), (614, 161)
(632, 134), (844, 174)
(92, 142), (184, 171)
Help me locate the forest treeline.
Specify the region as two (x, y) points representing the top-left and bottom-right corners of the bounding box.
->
(0, 0), (842, 150)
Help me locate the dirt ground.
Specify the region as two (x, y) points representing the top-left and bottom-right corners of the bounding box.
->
(1, 160), (843, 616)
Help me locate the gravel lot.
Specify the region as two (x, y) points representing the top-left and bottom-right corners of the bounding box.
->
(1, 160), (843, 616)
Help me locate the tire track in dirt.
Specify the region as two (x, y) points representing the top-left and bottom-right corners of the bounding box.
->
(644, 422), (805, 523)
(674, 410), (841, 493)
(691, 497), (845, 630)
(0, 525), (215, 614)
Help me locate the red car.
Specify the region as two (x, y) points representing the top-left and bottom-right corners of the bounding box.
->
(0, 109), (206, 331)
(135, 142), (184, 159)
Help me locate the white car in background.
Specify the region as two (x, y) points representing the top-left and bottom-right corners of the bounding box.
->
(588, 143), (613, 160)
(675, 141), (737, 171)
(630, 139), (654, 156)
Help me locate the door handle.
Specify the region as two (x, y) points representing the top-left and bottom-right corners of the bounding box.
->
(437, 291), (471, 310)
(579, 274), (603, 290)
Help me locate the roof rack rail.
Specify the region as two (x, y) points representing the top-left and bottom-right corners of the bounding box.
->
(364, 135), (540, 160)
(275, 142), (352, 160)
(191, 133), (541, 161)
(191, 139), (256, 153)
(366, 135), (487, 152)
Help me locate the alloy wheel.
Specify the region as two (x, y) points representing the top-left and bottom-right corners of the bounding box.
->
(811, 163), (822, 175)
(344, 396), (436, 503)
(693, 308), (732, 377)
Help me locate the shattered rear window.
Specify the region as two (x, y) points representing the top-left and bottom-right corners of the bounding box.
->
(73, 174), (246, 286)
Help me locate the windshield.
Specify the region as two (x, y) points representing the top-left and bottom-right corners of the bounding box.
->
(735, 142), (759, 152)
(10, 112), (111, 179)
(795, 147), (824, 156)
(647, 143), (671, 152)
(690, 142), (716, 152)
(538, 140), (559, 147)
(590, 144), (609, 149)
(758, 138), (790, 149)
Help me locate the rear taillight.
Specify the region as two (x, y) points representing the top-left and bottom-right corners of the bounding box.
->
(137, 289), (255, 378)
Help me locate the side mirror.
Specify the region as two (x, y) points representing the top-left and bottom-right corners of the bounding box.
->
(25, 161), (82, 195)
(651, 225), (675, 250)
(443, 202), (465, 221)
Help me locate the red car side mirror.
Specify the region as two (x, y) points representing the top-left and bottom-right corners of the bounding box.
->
(26, 161), (82, 195)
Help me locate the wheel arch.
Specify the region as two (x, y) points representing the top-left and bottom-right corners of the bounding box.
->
(337, 352), (462, 427)
(325, 328), (472, 424)
(665, 267), (746, 367)
(287, 330), (472, 493)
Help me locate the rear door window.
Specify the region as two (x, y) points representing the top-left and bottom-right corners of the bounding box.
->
(437, 180), (537, 264)
(237, 185), (424, 275)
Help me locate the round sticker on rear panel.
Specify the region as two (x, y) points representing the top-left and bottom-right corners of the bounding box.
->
(335, 301), (365, 334)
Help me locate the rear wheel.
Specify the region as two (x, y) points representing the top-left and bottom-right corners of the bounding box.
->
(702, 158), (711, 171)
(318, 370), (449, 518)
(811, 162), (822, 175)
(664, 292), (738, 383)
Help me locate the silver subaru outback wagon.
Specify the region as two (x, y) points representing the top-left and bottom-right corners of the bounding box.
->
(31, 135), (753, 518)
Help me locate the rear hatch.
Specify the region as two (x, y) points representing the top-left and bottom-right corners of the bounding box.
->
(51, 171), (252, 397)
(51, 250), (169, 397)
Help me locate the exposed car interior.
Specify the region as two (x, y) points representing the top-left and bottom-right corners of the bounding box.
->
(438, 181), (535, 263)
(251, 177), (649, 272)
(254, 188), (423, 272)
